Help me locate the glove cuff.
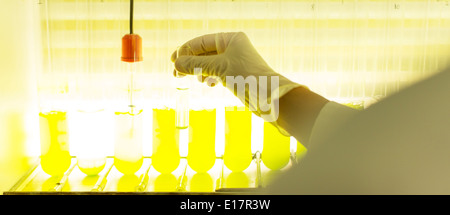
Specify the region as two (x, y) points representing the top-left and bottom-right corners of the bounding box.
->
(224, 74), (304, 137)
(260, 83), (304, 136)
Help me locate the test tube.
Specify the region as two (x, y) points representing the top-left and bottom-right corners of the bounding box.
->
(114, 110), (144, 175)
(72, 110), (108, 176)
(175, 86), (189, 129)
(187, 109), (216, 173)
(223, 106), (252, 172)
(152, 108), (181, 174)
(262, 122), (290, 170)
(175, 46), (192, 129)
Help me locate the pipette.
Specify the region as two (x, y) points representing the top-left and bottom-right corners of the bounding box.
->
(215, 158), (225, 191)
(290, 150), (298, 166)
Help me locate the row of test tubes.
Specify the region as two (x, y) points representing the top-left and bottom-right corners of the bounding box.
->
(34, 107), (306, 192)
(37, 107), (307, 179)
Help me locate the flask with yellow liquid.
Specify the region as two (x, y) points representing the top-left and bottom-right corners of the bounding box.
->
(39, 111), (72, 176)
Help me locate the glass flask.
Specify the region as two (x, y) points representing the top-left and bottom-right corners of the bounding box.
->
(38, 0), (72, 177)
(39, 110), (71, 176)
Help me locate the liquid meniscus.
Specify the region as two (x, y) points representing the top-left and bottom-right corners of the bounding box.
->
(78, 158), (106, 176)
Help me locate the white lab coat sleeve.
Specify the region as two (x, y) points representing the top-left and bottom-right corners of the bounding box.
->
(308, 101), (359, 148)
(268, 66), (450, 194)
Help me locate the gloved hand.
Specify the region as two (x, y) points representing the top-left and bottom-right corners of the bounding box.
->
(171, 32), (303, 125)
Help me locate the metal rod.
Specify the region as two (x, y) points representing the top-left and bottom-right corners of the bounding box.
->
(91, 162), (114, 192)
(130, 0), (134, 34)
(50, 159), (77, 192)
(9, 159), (40, 192)
(254, 151), (262, 188)
(215, 158), (225, 191)
(176, 163), (188, 192)
(290, 150), (298, 166)
(135, 161), (152, 192)
(129, 68), (135, 114)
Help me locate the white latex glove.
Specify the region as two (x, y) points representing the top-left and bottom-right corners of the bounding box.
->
(171, 32), (302, 124)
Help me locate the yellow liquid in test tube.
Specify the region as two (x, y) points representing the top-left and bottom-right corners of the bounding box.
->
(114, 110), (144, 175)
(262, 122), (290, 170)
(39, 111), (72, 176)
(152, 108), (180, 174)
(224, 107), (252, 172)
(188, 109), (216, 173)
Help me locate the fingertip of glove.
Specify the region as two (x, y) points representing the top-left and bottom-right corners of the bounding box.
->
(170, 50), (177, 62)
(174, 56), (188, 74)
